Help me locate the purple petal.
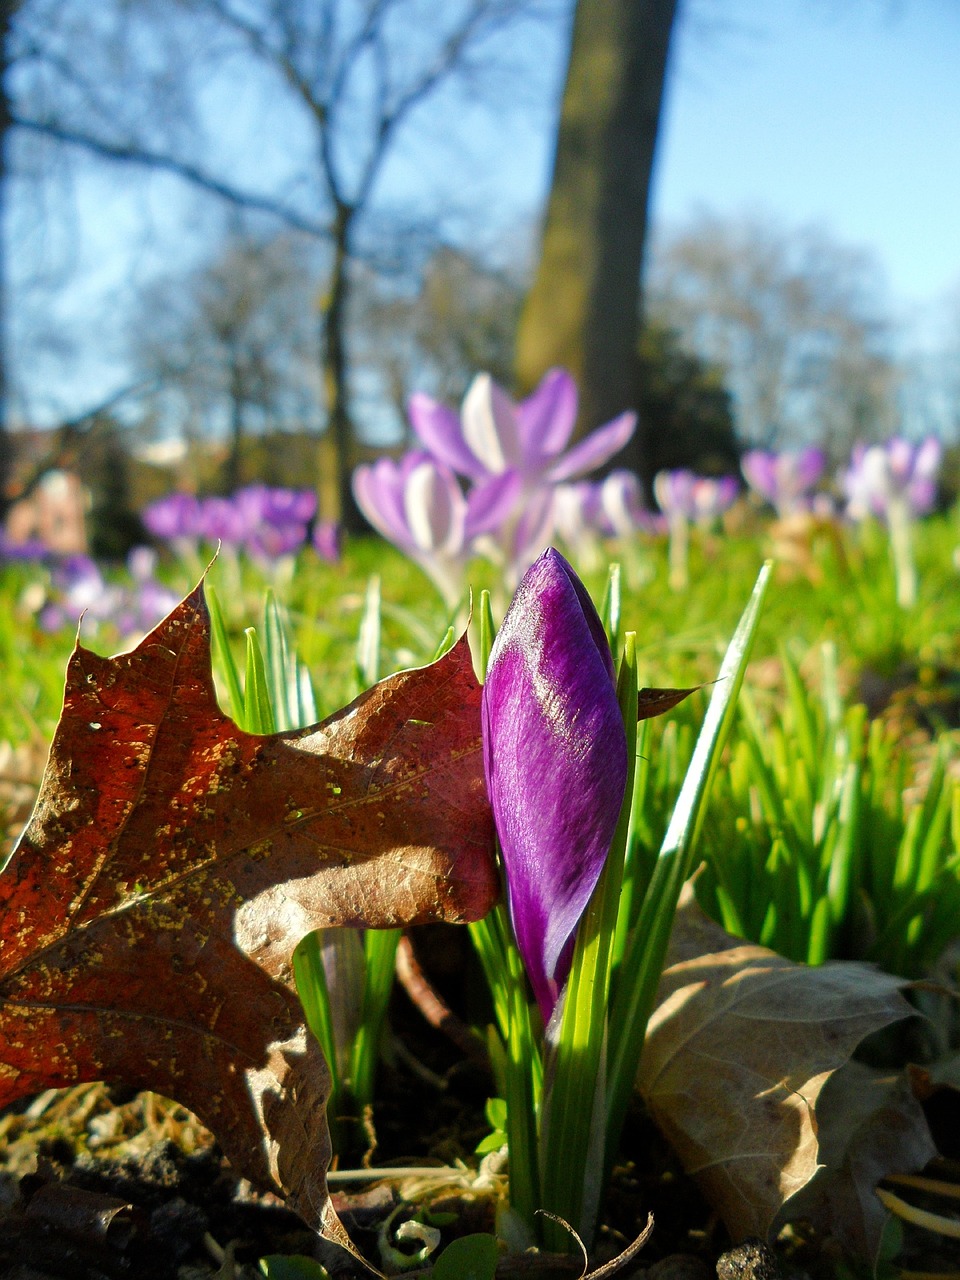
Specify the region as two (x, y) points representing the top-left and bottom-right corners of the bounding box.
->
(142, 492), (202, 542)
(740, 451), (778, 504)
(353, 458), (418, 551)
(795, 447), (826, 491)
(408, 393), (489, 481)
(312, 520), (341, 563)
(546, 411), (636, 483)
(507, 487), (557, 585)
(464, 470), (523, 541)
(516, 368), (579, 463)
(600, 470), (646, 535)
(653, 469), (696, 518)
(402, 455), (465, 554)
(461, 374), (525, 472)
(482, 548), (626, 1022)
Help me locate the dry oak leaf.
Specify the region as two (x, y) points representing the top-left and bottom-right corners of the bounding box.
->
(637, 890), (916, 1243)
(0, 582), (496, 1245)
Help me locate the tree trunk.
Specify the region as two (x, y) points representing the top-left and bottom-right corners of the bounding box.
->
(320, 204), (363, 532)
(514, 0), (678, 468)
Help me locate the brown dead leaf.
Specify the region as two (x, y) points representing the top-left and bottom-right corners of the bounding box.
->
(636, 687), (700, 721)
(784, 1061), (936, 1260)
(0, 581), (496, 1246)
(636, 890), (917, 1243)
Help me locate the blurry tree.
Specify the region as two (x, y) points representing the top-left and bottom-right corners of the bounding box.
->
(647, 211), (899, 457)
(634, 319), (738, 488)
(132, 230), (322, 491)
(9, 0), (555, 527)
(352, 244), (524, 436)
(515, 0), (678, 457)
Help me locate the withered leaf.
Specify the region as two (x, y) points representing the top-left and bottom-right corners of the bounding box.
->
(636, 686), (700, 722)
(784, 1060), (936, 1260)
(0, 582), (496, 1243)
(636, 890), (917, 1244)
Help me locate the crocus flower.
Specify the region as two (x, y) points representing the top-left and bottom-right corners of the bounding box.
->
(408, 369), (637, 584)
(311, 519), (341, 564)
(142, 492), (204, 559)
(653, 470), (738, 591)
(36, 549), (179, 639)
(409, 369), (636, 488)
(843, 437), (942, 607)
(843, 437), (942, 522)
(482, 548), (627, 1022)
(353, 451), (519, 607)
(741, 447), (826, 517)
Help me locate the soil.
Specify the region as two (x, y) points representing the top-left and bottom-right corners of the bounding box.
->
(0, 942), (837, 1280)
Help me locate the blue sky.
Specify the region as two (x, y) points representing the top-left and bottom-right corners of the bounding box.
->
(12, 0), (960, 424)
(653, 0), (960, 312)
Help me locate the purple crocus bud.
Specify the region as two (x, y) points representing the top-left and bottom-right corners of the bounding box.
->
(653, 470), (738, 524)
(482, 548), (627, 1022)
(741, 447), (826, 517)
(652, 469), (697, 520)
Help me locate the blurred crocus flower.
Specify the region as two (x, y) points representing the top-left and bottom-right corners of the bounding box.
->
(653, 470), (738, 591)
(843, 437), (942, 607)
(408, 368), (636, 584)
(741, 447), (826, 517)
(311, 519), (341, 564)
(843, 438), (942, 522)
(353, 451), (519, 608)
(142, 492), (203, 558)
(482, 548), (627, 1022)
(553, 481), (605, 571)
(37, 549), (178, 639)
(410, 368), (636, 488)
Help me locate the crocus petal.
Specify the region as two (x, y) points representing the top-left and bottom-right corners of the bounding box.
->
(545, 411), (636, 483)
(507, 487), (557, 587)
(408, 392), (490, 482)
(516, 368), (579, 464)
(795, 447), (826, 492)
(461, 373), (525, 472)
(464, 470), (523, 541)
(740, 451), (779, 504)
(654, 469), (696, 518)
(403, 456), (465, 556)
(353, 459), (416, 551)
(600, 470), (646, 537)
(482, 548), (626, 1022)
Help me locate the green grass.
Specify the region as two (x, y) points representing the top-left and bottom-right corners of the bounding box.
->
(4, 512), (960, 986)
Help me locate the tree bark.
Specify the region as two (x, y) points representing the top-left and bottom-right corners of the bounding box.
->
(321, 203), (362, 532)
(514, 0), (678, 464)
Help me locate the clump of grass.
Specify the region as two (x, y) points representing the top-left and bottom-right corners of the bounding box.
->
(695, 644), (960, 979)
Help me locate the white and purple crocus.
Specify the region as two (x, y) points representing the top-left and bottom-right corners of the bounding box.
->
(740, 447), (826, 518)
(353, 369), (637, 604)
(843, 437), (942, 607)
(481, 548), (627, 1023)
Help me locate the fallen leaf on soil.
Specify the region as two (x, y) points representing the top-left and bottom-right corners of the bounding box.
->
(0, 581), (496, 1249)
(637, 890), (919, 1245)
(783, 1060), (936, 1260)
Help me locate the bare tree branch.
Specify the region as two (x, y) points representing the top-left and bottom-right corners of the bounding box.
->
(11, 114), (331, 239)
